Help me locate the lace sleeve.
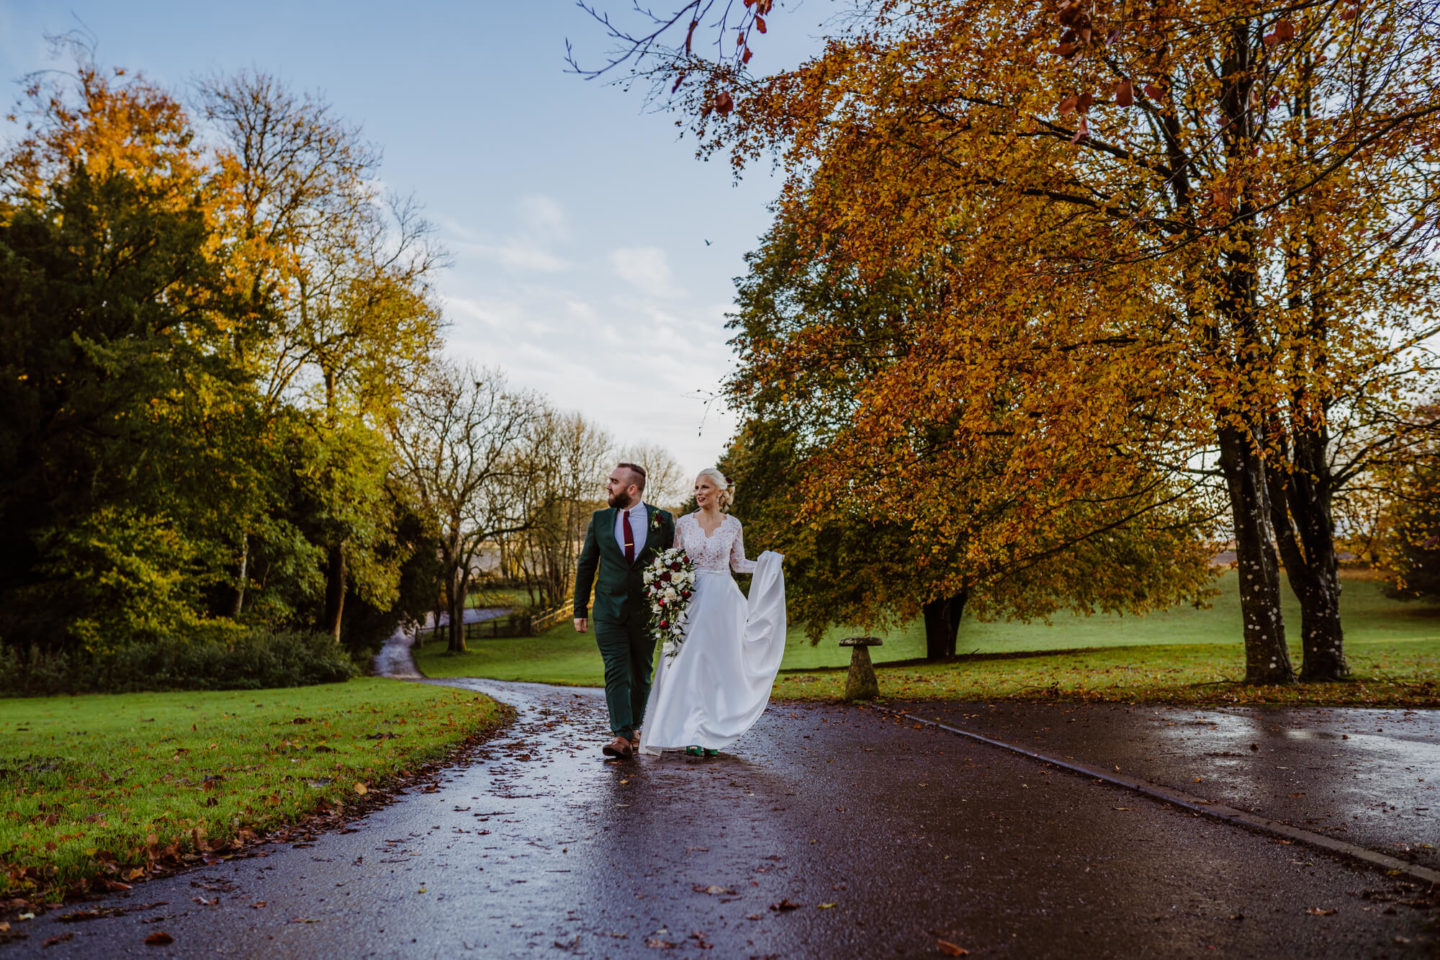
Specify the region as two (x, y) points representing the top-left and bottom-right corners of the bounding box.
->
(729, 517), (757, 574)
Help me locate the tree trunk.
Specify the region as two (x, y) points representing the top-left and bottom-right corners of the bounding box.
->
(1209, 26), (1293, 686)
(229, 532), (249, 618)
(447, 570), (468, 653)
(921, 588), (970, 661)
(322, 542), (346, 642)
(1270, 428), (1348, 681)
(1218, 424), (1294, 684)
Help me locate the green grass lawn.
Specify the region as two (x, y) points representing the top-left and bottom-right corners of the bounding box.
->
(0, 678), (508, 901)
(771, 638), (1440, 705)
(414, 572), (1440, 706)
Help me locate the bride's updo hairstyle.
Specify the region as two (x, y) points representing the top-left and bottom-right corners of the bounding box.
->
(697, 467), (734, 512)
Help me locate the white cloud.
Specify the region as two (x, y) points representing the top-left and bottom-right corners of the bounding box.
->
(439, 195), (571, 273)
(487, 239), (569, 273)
(611, 246), (681, 299)
(519, 194), (568, 241)
(442, 294), (524, 331)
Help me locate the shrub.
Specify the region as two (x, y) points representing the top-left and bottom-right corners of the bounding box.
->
(0, 628), (356, 697)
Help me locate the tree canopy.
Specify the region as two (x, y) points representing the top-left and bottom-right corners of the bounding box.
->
(646, 0), (1440, 683)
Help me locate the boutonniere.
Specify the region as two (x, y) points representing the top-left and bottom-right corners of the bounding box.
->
(650, 511), (665, 533)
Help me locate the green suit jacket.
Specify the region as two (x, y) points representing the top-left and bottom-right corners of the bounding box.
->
(573, 504), (675, 624)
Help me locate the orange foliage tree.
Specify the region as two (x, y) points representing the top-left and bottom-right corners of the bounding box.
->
(722, 214), (1219, 659)
(672, 0), (1440, 683)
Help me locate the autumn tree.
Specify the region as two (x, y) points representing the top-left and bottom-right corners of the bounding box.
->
(1370, 402), (1440, 601)
(388, 362), (541, 652)
(642, 0), (1440, 684)
(722, 221), (1218, 658)
(198, 71), (444, 639)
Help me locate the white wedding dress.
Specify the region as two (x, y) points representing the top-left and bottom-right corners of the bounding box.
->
(638, 513), (786, 755)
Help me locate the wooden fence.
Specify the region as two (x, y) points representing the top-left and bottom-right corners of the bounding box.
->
(424, 603), (569, 641)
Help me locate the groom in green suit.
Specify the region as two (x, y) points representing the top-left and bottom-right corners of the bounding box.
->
(573, 463), (675, 758)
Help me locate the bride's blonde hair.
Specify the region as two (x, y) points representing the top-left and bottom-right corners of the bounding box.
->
(696, 467), (734, 512)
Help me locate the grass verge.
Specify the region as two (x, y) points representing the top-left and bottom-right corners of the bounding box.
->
(773, 637), (1440, 707)
(0, 678), (509, 904)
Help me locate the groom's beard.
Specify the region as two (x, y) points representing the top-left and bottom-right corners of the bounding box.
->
(607, 490), (635, 508)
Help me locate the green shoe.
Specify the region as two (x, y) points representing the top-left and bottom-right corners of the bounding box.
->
(684, 745), (703, 757)
(703, 748), (720, 758)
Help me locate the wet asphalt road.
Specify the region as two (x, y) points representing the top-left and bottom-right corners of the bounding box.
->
(5, 680), (1437, 959)
(890, 702), (1440, 874)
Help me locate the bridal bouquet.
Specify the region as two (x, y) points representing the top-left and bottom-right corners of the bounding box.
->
(643, 547), (696, 660)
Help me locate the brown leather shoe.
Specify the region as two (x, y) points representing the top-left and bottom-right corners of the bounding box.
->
(602, 736), (634, 759)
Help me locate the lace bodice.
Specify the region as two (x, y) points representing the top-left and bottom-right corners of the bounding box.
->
(674, 513), (756, 575)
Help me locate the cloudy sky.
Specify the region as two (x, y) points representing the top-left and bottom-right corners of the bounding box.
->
(0, 0), (825, 478)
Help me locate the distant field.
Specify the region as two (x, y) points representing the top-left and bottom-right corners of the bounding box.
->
(414, 571), (1440, 692)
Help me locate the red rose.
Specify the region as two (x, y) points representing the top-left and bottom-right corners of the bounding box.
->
(661, 571), (672, 582)
(659, 620), (668, 628)
(682, 590), (691, 599)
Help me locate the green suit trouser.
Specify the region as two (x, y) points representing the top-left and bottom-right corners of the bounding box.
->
(594, 615), (654, 737)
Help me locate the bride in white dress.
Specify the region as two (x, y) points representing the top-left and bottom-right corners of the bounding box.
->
(638, 468), (786, 757)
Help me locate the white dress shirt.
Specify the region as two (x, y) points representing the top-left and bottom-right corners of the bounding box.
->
(613, 501), (648, 559)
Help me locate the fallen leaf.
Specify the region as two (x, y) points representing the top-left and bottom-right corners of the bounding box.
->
(353, 782), (368, 795)
(645, 937), (677, 949)
(143, 931), (174, 946)
(770, 899), (802, 912)
(43, 933), (75, 947)
(1307, 907), (1337, 916)
(818, 902), (838, 909)
(937, 940), (970, 956)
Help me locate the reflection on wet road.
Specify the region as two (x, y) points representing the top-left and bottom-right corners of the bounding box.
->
(895, 702), (1440, 872)
(8, 681), (1435, 958)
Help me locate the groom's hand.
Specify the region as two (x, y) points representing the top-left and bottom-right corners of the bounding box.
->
(573, 618), (588, 633)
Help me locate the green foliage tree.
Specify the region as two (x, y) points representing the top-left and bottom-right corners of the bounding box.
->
(0, 51), (449, 688)
(0, 64), (254, 652)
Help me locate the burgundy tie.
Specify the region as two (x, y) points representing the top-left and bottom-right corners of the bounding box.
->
(623, 510), (635, 564)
